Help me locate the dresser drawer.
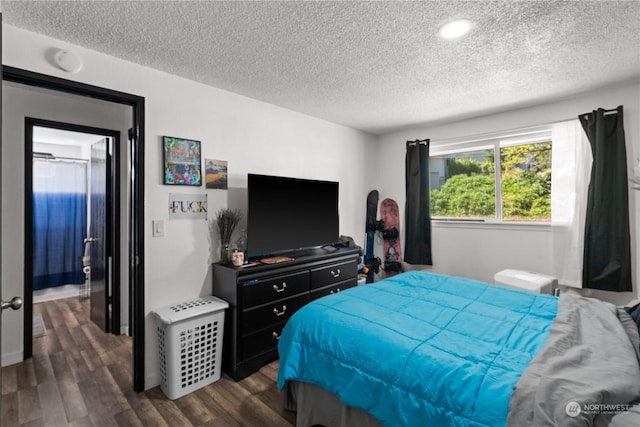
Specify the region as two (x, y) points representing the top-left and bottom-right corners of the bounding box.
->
(241, 321), (286, 360)
(242, 271), (309, 308)
(310, 260), (358, 289)
(310, 279), (356, 301)
(242, 293), (309, 334)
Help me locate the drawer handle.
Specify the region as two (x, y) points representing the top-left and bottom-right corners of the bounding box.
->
(330, 288), (342, 294)
(331, 269), (341, 278)
(273, 305), (287, 317)
(272, 331), (281, 340)
(273, 282), (287, 293)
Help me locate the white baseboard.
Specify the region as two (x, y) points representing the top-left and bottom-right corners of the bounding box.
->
(34, 284), (82, 303)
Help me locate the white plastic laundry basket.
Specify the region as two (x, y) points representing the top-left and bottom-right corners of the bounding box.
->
(153, 295), (229, 400)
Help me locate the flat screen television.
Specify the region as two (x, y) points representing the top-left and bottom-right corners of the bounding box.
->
(247, 174), (339, 258)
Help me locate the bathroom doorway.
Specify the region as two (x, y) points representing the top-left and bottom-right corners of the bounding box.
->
(27, 120), (121, 336)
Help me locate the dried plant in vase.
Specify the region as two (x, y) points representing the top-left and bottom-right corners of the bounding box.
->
(215, 208), (242, 264)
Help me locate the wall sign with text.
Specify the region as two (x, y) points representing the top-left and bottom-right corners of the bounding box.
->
(169, 193), (207, 219)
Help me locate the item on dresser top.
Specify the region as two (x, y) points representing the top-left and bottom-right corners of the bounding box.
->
(231, 250), (244, 266)
(261, 256), (295, 264)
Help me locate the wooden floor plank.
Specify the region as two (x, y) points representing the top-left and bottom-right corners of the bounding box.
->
(16, 359), (37, 390)
(67, 323), (93, 349)
(1, 389), (19, 426)
(31, 353), (55, 385)
(122, 399), (169, 427)
(37, 380), (68, 423)
(18, 385), (42, 425)
(56, 300), (81, 329)
(144, 387), (195, 427)
(173, 392), (216, 426)
(67, 416), (93, 427)
(79, 323), (116, 367)
(112, 408), (145, 427)
(50, 351), (89, 423)
(64, 347), (92, 384)
(88, 412), (119, 427)
(32, 325), (63, 355)
(193, 387), (243, 427)
(3, 297), (295, 426)
(2, 364), (18, 395)
(56, 379), (89, 423)
(45, 301), (66, 329)
(241, 370), (296, 425)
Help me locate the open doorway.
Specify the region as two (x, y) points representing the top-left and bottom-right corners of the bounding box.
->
(27, 120), (121, 337)
(3, 66), (146, 392)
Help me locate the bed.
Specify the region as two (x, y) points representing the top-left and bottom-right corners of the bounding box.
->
(277, 271), (640, 427)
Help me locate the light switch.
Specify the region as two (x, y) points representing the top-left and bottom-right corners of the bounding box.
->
(153, 220), (165, 237)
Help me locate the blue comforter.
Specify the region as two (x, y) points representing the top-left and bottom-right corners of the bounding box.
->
(277, 271), (558, 427)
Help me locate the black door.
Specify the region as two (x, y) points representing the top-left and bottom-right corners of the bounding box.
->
(89, 138), (110, 332)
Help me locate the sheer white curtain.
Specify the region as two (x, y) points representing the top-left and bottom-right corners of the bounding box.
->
(33, 159), (87, 193)
(551, 119), (591, 288)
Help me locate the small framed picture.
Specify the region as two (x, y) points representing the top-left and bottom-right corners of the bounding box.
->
(163, 136), (202, 186)
(205, 159), (228, 190)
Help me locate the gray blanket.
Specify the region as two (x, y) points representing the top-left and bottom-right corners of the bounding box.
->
(508, 292), (640, 426)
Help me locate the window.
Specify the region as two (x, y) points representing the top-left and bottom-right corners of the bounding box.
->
(429, 128), (552, 222)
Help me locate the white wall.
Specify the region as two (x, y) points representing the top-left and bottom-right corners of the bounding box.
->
(1, 25), (376, 387)
(376, 79), (640, 306)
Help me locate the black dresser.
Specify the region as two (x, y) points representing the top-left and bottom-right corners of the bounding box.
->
(212, 247), (360, 381)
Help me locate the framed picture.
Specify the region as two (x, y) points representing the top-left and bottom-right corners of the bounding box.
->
(163, 136), (202, 186)
(205, 158), (228, 190)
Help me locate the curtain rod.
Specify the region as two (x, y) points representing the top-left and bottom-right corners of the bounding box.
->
(407, 138), (429, 145)
(579, 106), (622, 118)
(33, 152), (89, 162)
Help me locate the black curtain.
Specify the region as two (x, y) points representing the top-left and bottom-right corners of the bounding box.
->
(579, 105), (632, 292)
(404, 139), (432, 265)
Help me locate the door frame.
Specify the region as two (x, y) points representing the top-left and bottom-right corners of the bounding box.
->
(3, 66), (146, 392)
(25, 118), (120, 337)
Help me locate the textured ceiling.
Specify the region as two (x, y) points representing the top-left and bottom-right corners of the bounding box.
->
(3, 1), (639, 135)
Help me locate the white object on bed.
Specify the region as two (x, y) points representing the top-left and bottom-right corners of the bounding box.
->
(494, 269), (557, 294)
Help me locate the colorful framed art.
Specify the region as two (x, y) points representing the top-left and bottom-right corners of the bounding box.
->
(163, 136), (202, 186)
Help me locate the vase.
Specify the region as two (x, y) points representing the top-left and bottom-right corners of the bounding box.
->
(219, 241), (231, 265)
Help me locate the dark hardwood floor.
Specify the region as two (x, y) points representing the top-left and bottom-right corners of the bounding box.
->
(2, 297), (296, 426)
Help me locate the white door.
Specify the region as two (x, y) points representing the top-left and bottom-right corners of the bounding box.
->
(0, 38), (25, 419)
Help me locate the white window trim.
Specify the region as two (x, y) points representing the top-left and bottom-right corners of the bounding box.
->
(432, 219), (552, 232)
(430, 124), (552, 156)
(430, 125), (553, 225)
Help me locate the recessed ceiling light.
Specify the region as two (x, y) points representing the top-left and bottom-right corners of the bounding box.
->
(439, 20), (472, 39)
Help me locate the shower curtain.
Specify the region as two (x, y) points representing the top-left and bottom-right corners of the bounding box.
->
(33, 159), (88, 290)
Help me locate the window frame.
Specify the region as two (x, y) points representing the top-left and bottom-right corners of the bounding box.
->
(429, 126), (553, 225)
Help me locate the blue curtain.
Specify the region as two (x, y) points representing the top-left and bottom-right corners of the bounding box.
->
(33, 160), (87, 290)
